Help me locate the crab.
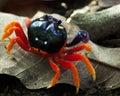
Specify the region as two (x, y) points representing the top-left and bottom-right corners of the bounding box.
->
(1, 15), (96, 93)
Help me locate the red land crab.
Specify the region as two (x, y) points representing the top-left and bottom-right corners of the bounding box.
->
(1, 15), (96, 93)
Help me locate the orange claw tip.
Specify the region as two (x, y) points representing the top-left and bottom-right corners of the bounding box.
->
(47, 84), (52, 88)
(76, 87), (79, 94)
(47, 84), (53, 89)
(92, 73), (96, 81)
(6, 51), (14, 58)
(91, 68), (96, 81)
(85, 44), (92, 52)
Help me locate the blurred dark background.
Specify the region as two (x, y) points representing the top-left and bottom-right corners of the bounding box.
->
(0, 0), (92, 17)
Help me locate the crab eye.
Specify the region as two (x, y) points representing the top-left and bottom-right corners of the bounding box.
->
(66, 30), (90, 47)
(58, 25), (64, 29)
(39, 18), (44, 21)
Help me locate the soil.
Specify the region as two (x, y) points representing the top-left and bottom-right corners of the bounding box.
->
(0, 74), (120, 96)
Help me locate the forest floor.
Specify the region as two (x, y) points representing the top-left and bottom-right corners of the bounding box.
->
(0, 74), (120, 96)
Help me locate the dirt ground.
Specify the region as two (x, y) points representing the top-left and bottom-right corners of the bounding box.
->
(0, 74), (119, 96)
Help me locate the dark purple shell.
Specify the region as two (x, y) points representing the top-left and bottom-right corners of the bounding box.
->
(28, 15), (67, 53)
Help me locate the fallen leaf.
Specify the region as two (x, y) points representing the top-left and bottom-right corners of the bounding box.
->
(0, 11), (120, 91)
(99, 0), (120, 7)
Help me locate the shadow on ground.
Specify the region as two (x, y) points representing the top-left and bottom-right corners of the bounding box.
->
(0, 74), (120, 96)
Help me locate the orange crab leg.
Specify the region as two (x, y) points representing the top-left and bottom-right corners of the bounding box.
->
(64, 54), (83, 61)
(7, 37), (31, 53)
(2, 21), (51, 57)
(47, 58), (60, 88)
(66, 43), (92, 53)
(57, 59), (80, 93)
(2, 21), (29, 45)
(64, 54), (96, 81)
(5, 35), (49, 57)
